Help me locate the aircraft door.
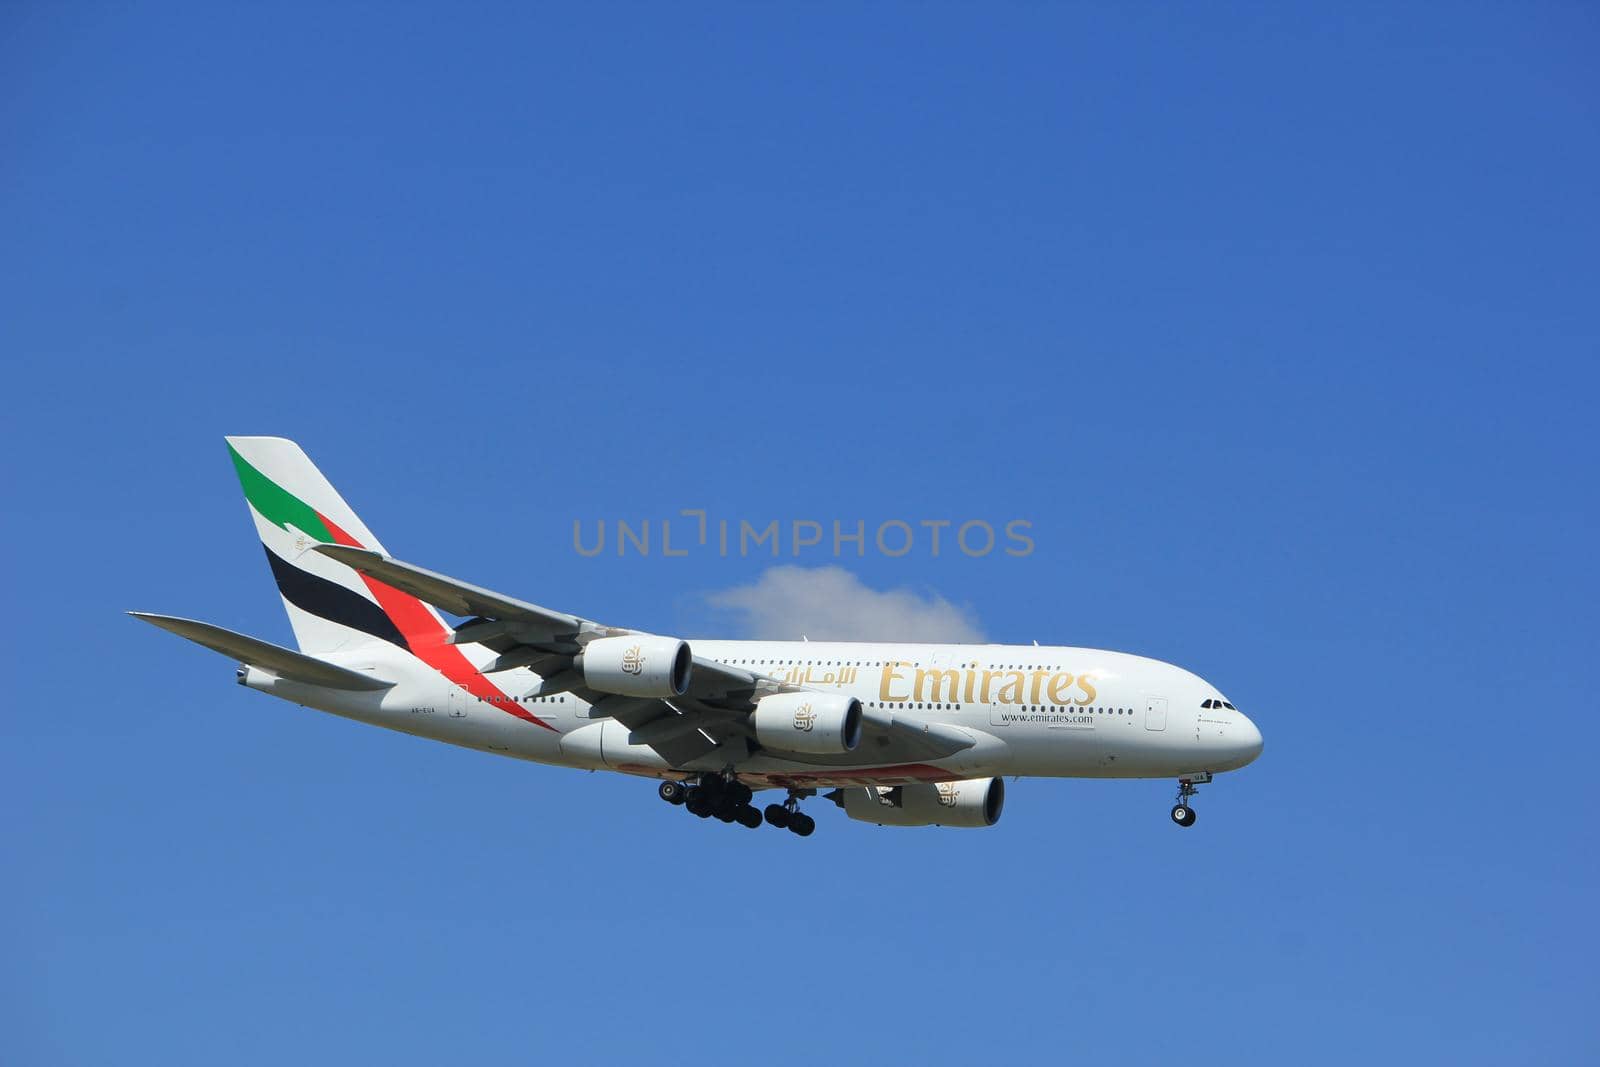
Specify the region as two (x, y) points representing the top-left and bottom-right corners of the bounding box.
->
(1145, 696), (1168, 732)
(448, 685), (468, 720)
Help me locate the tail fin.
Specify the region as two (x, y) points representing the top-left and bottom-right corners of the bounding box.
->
(226, 436), (449, 655)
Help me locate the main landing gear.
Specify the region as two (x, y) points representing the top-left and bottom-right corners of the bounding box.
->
(1169, 773), (1212, 827)
(658, 778), (816, 836)
(762, 794), (815, 837)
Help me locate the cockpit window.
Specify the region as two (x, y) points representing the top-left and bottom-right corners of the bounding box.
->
(1223, 701), (1235, 710)
(1203, 698), (1238, 710)
(1202, 699), (1214, 708)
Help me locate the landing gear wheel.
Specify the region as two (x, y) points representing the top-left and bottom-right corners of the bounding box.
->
(658, 781), (687, 805)
(736, 804), (763, 829)
(788, 812), (816, 837)
(764, 803), (791, 829)
(685, 790), (713, 818)
(1170, 804), (1196, 827)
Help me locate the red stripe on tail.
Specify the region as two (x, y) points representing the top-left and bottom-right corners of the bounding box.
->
(318, 512), (556, 732)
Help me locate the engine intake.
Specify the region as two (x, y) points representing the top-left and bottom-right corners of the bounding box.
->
(579, 635), (692, 698)
(836, 777), (1005, 828)
(752, 692), (862, 755)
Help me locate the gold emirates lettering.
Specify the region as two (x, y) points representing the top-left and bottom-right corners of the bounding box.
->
(880, 661), (1098, 706)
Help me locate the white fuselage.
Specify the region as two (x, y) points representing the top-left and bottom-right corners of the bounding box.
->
(243, 639), (1264, 789)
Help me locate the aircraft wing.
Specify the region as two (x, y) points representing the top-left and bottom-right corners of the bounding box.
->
(310, 545), (973, 771)
(312, 544), (596, 648)
(311, 543), (755, 687)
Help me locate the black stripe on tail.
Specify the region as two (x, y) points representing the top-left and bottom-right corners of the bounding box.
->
(263, 546), (408, 650)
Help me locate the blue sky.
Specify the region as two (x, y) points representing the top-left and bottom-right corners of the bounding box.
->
(3, 3), (1596, 1062)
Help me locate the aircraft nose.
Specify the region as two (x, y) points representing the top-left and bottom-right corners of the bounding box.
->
(1236, 713), (1264, 766)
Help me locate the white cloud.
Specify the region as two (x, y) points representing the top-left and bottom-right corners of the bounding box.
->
(706, 566), (985, 643)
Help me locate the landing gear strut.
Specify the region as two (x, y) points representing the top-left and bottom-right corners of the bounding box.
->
(1170, 773), (1211, 827)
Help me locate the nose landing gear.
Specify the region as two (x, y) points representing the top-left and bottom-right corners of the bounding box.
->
(1169, 773), (1211, 827)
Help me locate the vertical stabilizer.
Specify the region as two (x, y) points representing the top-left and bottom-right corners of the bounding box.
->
(225, 436), (447, 654)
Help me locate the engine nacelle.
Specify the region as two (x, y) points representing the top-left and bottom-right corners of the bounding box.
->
(579, 635), (692, 698)
(752, 692), (863, 755)
(837, 777), (1005, 828)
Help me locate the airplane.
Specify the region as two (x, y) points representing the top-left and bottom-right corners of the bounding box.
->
(131, 437), (1264, 837)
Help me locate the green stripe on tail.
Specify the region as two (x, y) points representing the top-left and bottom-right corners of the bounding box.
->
(228, 442), (336, 543)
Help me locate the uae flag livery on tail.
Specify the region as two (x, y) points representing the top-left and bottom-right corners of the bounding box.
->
(226, 437), (553, 729)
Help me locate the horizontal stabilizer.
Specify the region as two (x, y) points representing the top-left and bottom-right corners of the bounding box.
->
(128, 612), (394, 691)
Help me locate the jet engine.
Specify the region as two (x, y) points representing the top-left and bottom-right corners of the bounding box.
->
(578, 635), (692, 698)
(835, 777), (1005, 828)
(752, 692), (863, 755)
